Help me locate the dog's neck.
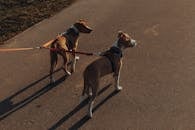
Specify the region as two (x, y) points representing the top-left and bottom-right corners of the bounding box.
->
(61, 25), (80, 49)
(112, 39), (125, 51)
(67, 25), (79, 44)
(70, 25), (80, 36)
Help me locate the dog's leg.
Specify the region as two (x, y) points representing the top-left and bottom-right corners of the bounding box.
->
(80, 81), (88, 103)
(88, 91), (96, 118)
(88, 80), (98, 118)
(61, 52), (71, 76)
(71, 54), (76, 73)
(114, 73), (122, 91)
(114, 61), (123, 91)
(70, 51), (78, 73)
(80, 78), (92, 103)
(88, 97), (95, 118)
(50, 51), (58, 84)
(75, 56), (80, 61)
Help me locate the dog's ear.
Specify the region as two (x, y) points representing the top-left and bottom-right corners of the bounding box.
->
(118, 31), (124, 38)
(118, 31), (127, 41)
(78, 19), (87, 23)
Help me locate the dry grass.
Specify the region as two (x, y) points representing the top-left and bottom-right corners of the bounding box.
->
(0, 0), (76, 44)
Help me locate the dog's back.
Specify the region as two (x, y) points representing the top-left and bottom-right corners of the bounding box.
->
(84, 57), (113, 79)
(51, 36), (68, 50)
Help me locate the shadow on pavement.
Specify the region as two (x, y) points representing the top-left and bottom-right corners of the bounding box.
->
(68, 90), (119, 130)
(0, 68), (66, 121)
(49, 84), (119, 130)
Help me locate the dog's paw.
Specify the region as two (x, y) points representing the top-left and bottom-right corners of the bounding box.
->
(65, 71), (71, 76)
(75, 56), (80, 61)
(88, 111), (93, 118)
(50, 78), (55, 84)
(116, 86), (123, 91)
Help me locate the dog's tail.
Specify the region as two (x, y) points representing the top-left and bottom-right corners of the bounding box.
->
(42, 39), (57, 48)
(82, 69), (90, 96)
(83, 67), (99, 97)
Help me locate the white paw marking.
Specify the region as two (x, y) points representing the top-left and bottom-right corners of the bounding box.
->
(75, 56), (80, 61)
(88, 111), (93, 118)
(116, 86), (123, 91)
(65, 71), (71, 76)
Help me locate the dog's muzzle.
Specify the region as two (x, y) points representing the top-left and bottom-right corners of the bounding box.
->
(130, 39), (137, 47)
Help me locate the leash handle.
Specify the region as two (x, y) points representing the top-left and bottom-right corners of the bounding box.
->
(0, 45), (101, 57)
(0, 47), (34, 52)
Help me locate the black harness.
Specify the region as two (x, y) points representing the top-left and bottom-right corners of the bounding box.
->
(61, 27), (79, 50)
(109, 46), (123, 57)
(103, 46), (123, 72)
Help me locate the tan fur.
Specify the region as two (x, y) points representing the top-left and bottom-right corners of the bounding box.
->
(49, 20), (92, 83)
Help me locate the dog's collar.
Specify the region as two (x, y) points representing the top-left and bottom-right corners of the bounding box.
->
(61, 25), (79, 37)
(109, 46), (123, 58)
(112, 39), (124, 51)
(112, 39), (126, 50)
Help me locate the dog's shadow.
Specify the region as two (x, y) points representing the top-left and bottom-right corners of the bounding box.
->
(49, 84), (120, 130)
(0, 68), (67, 121)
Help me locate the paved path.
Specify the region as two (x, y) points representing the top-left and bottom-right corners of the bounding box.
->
(0, 0), (195, 129)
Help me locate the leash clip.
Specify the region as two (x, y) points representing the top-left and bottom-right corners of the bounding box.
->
(34, 46), (42, 49)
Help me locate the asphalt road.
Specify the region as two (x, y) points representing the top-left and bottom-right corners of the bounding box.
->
(0, 0), (195, 129)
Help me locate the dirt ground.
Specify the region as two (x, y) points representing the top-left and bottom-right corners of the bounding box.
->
(0, 0), (75, 44)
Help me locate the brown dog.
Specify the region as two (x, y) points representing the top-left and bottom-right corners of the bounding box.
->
(49, 20), (92, 83)
(81, 31), (137, 118)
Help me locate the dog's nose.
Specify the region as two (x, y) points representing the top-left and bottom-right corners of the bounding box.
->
(88, 28), (93, 33)
(86, 27), (93, 33)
